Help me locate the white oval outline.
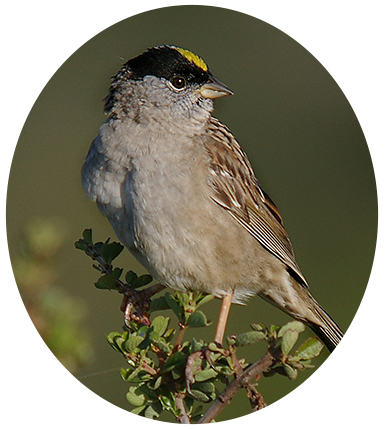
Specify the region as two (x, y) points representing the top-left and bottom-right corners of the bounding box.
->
(16, 4), (374, 425)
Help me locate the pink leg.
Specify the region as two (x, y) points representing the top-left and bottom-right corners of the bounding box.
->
(214, 292), (234, 345)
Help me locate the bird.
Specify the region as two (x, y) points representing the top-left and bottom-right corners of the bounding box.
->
(82, 45), (343, 352)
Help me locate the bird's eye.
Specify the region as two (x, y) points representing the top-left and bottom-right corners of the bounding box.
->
(171, 76), (186, 90)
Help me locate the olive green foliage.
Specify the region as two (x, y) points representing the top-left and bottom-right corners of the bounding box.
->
(13, 220), (322, 425)
(76, 229), (324, 422)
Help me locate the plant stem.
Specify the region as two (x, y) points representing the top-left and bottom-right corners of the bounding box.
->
(175, 393), (190, 424)
(173, 325), (186, 350)
(197, 351), (275, 423)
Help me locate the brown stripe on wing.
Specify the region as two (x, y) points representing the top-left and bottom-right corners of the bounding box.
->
(205, 117), (308, 288)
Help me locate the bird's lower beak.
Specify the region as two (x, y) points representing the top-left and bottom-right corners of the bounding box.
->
(199, 75), (233, 99)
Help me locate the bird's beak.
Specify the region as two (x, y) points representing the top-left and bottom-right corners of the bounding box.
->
(199, 75), (233, 99)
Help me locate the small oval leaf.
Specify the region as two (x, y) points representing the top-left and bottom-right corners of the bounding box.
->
(187, 311), (210, 328)
(278, 321), (306, 338)
(149, 296), (170, 312)
(283, 363), (298, 380)
(162, 351), (186, 373)
(194, 368), (218, 382)
(126, 386), (146, 407)
(165, 293), (183, 320)
(100, 241), (124, 264)
(126, 405), (146, 426)
(295, 337), (324, 360)
(151, 316), (170, 337)
(132, 274), (153, 289)
(94, 274), (117, 290)
(196, 294), (215, 308)
(235, 331), (266, 347)
(190, 389), (210, 403)
(82, 228), (93, 244)
(281, 329), (299, 356)
(125, 335), (144, 353)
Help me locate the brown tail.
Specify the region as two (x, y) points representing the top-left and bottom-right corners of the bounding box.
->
(308, 294), (368, 395)
(259, 282), (344, 353)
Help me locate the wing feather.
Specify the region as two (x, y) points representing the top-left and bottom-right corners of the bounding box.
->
(206, 117), (308, 288)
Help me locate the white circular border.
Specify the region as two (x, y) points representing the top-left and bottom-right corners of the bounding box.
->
(11, 2), (372, 425)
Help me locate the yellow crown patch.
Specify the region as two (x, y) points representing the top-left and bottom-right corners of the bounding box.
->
(173, 47), (208, 72)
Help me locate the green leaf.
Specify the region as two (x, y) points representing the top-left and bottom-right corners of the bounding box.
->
(191, 405), (204, 422)
(190, 389), (210, 403)
(127, 366), (144, 382)
(278, 321), (306, 337)
(165, 293), (183, 320)
(194, 381), (216, 396)
(144, 405), (160, 420)
(126, 386), (146, 406)
(187, 310), (211, 328)
(251, 322), (266, 332)
(125, 270), (137, 284)
(149, 296), (170, 312)
(190, 381), (216, 402)
(234, 331), (266, 347)
(177, 292), (192, 310)
(104, 411), (125, 426)
(184, 396), (195, 415)
(162, 351), (187, 373)
(151, 337), (172, 354)
(269, 325), (281, 334)
(126, 405), (146, 426)
(138, 325), (150, 336)
(283, 363), (298, 380)
(190, 337), (205, 353)
(125, 335), (144, 353)
(226, 336), (236, 347)
(112, 267), (123, 279)
(194, 368), (218, 382)
(94, 274), (117, 290)
(163, 328), (175, 341)
(132, 274), (153, 289)
(196, 294), (214, 308)
(82, 229), (93, 244)
(100, 241), (124, 264)
(151, 316), (170, 337)
(159, 395), (172, 410)
(74, 240), (87, 251)
(207, 342), (224, 352)
(148, 376), (162, 391)
(281, 329), (299, 356)
(106, 332), (124, 352)
(294, 337), (324, 360)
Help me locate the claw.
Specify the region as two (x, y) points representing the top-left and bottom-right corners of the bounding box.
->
(204, 348), (217, 370)
(185, 351), (203, 395)
(185, 347), (223, 396)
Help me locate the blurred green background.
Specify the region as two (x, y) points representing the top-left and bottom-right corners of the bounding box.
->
(6, 5), (377, 423)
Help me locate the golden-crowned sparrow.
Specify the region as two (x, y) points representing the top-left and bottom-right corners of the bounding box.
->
(82, 45), (343, 351)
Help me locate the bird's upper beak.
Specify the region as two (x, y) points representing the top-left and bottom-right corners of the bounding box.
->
(199, 75), (233, 99)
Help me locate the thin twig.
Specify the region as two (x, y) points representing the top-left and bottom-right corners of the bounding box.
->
(175, 393), (190, 424)
(197, 351), (275, 424)
(245, 385), (273, 426)
(173, 324), (187, 350)
(185, 350), (204, 395)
